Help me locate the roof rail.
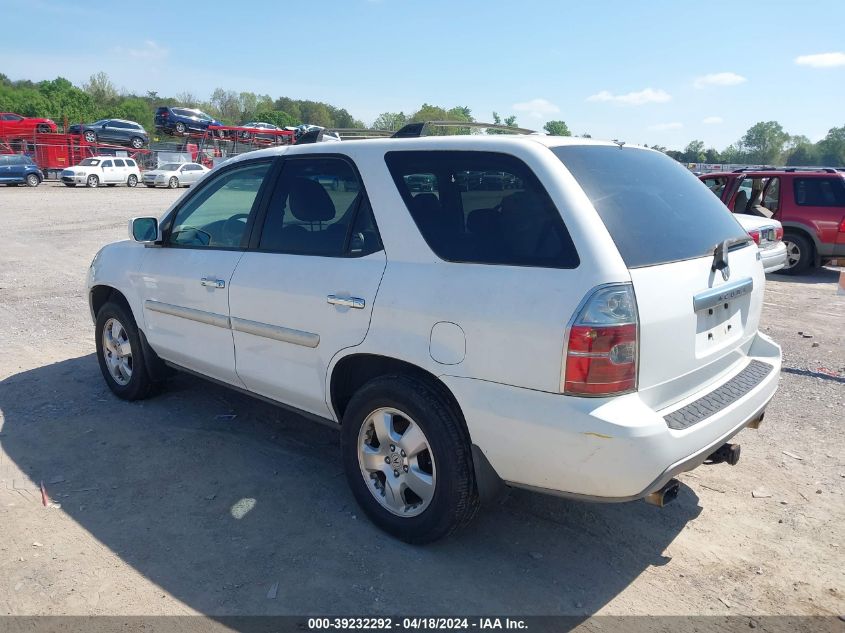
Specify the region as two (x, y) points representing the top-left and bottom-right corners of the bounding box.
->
(392, 120), (537, 138)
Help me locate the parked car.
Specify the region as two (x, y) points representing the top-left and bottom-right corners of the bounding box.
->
(61, 156), (141, 188)
(155, 107), (224, 136)
(734, 215), (787, 273)
(67, 119), (149, 149)
(0, 154), (44, 186)
(0, 112), (57, 136)
(142, 162), (209, 188)
(87, 138), (781, 543)
(700, 169), (845, 273)
(239, 121), (282, 142)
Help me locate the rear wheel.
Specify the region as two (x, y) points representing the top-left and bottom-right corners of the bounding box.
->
(95, 301), (156, 400)
(168, 176), (179, 189)
(130, 136), (144, 149)
(127, 174), (138, 187)
(778, 232), (813, 275)
(341, 375), (479, 544)
(36, 123), (51, 133)
(86, 175), (99, 188)
(25, 173), (40, 187)
(175, 122), (186, 134)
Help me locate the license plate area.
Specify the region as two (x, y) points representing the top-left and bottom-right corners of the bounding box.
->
(695, 300), (743, 356)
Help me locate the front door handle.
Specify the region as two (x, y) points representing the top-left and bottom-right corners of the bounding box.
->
(327, 295), (365, 309)
(201, 277), (225, 289)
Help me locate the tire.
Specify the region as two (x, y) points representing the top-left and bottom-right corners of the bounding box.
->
(25, 173), (40, 187)
(778, 232), (813, 275)
(84, 130), (97, 143)
(130, 136), (144, 149)
(175, 122), (186, 134)
(86, 175), (99, 188)
(36, 123), (51, 133)
(127, 174), (138, 187)
(168, 176), (179, 189)
(341, 375), (479, 544)
(94, 301), (156, 401)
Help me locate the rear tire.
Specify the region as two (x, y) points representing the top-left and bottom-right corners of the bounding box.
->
(25, 173), (40, 187)
(95, 301), (156, 401)
(36, 123), (51, 133)
(127, 174), (138, 187)
(175, 122), (186, 134)
(341, 375), (479, 544)
(778, 232), (813, 275)
(130, 136), (144, 149)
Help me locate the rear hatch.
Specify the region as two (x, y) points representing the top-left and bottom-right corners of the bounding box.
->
(553, 146), (764, 410)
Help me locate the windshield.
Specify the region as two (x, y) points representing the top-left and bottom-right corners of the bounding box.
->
(79, 159), (100, 166)
(552, 145), (747, 268)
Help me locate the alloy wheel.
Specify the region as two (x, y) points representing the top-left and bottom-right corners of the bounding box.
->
(784, 240), (800, 269)
(102, 318), (133, 386)
(357, 407), (436, 517)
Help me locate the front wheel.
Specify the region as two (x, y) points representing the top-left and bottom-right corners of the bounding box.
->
(84, 130), (97, 143)
(778, 232), (813, 275)
(127, 174), (138, 187)
(168, 176), (179, 189)
(341, 375), (479, 544)
(86, 175), (99, 188)
(25, 173), (40, 187)
(95, 301), (156, 400)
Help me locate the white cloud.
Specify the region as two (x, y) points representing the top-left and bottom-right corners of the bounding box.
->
(693, 72), (747, 89)
(794, 52), (845, 68)
(113, 40), (169, 61)
(702, 116), (723, 124)
(586, 88), (671, 106)
(648, 122), (683, 131)
(511, 98), (560, 119)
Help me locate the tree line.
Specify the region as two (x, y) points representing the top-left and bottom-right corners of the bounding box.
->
(1, 72), (842, 166)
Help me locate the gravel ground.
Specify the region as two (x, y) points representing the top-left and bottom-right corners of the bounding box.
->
(0, 184), (843, 617)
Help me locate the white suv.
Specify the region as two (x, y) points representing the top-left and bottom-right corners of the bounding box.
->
(87, 136), (782, 543)
(62, 156), (141, 188)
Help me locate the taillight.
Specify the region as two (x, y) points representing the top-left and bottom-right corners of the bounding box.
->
(838, 217), (845, 233)
(747, 229), (761, 244)
(563, 284), (639, 396)
(775, 226), (784, 241)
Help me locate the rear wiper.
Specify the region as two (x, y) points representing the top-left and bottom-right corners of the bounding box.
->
(711, 236), (752, 278)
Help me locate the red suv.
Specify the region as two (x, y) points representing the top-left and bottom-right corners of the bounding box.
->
(699, 168), (845, 274)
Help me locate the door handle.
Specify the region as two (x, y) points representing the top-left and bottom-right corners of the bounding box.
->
(327, 295), (365, 309)
(201, 277), (225, 289)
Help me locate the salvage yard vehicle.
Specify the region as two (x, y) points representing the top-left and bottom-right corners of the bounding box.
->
(0, 154), (44, 186)
(155, 106), (224, 136)
(0, 112), (57, 136)
(700, 169), (845, 274)
(87, 133), (782, 543)
(143, 162), (210, 188)
(67, 119), (149, 149)
(734, 214), (787, 273)
(62, 156), (141, 188)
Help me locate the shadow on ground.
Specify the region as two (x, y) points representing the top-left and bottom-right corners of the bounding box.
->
(0, 355), (701, 615)
(767, 266), (842, 285)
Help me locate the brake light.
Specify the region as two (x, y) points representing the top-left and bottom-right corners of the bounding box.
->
(563, 284), (639, 396)
(775, 226), (784, 241)
(839, 217), (845, 233)
(747, 229), (761, 244)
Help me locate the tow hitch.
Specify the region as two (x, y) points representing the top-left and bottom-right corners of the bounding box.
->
(706, 442), (741, 466)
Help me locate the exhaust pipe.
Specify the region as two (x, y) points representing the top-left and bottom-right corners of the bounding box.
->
(706, 443), (741, 466)
(644, 478), (680, 507)
(747, 412), (765, 429)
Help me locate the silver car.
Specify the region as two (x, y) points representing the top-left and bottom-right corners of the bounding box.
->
(142, 162), (209, 189)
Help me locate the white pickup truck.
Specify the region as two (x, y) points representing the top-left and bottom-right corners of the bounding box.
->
(87, 135), (782, 543)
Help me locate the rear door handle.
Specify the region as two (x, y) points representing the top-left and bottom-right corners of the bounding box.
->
(327, 295), (365, 309)
(201, 277), (225, 289)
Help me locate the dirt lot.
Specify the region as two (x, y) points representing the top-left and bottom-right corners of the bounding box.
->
(0, 184), (843, 617)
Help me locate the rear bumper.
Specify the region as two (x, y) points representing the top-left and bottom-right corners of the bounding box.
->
(761, 242), (787, 273)
(443, 331), (781, 501)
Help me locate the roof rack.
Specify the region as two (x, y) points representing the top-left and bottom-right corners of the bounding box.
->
(783, 167), (839, 173)
(732, 166), (841, 174)
(392, 120), (537, 138)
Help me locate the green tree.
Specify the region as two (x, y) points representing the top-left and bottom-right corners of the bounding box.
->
(704, 148), (721, 164)
(816, 125), (845, 166)
(83, 72), (118, 104)
(254, 109), (299, 128)
(372, 112), (407, 131)
(738, 121), (789, 164)
(683, 140), (706, 162)
(488, 111), (518, 134)
(543, 120), (571, 136)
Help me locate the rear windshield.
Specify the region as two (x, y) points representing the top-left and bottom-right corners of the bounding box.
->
(553, 146), (747, 268)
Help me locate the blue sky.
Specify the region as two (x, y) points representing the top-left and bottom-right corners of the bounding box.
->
(3, 0), (844, 150)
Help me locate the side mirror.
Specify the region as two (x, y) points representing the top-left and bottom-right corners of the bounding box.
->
(129, 217), (160, 243)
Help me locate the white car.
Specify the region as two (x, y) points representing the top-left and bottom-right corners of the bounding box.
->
(61, 156), (141, 188)
(143, 162), (210, 189)
(734, 215), (788, 273)
(87, 135), (782, 543)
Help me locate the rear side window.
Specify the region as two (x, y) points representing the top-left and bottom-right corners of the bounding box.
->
(793, 177), (845, 207)
(113, 159), (125, 167)
(553, 146), (747, 268)
(385, 151), (579, 268)
(125, 159), (135, 167)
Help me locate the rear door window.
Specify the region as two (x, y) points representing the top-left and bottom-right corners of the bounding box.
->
(385, 151), (579, 268)
(793, 177), (845, 206)
(113, 159), (126, 167)
(552, 145), (746, 268)
(701, 176), (727, 199)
